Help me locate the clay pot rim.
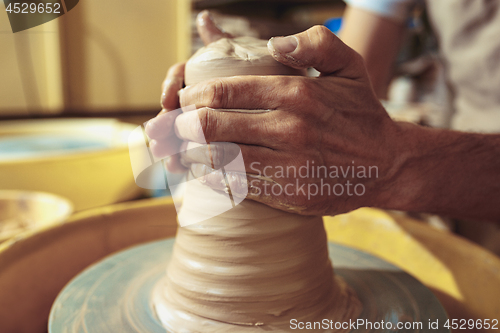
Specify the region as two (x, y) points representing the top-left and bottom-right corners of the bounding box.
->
(0, 196), (175, 268)
(0, 118), (137, 165)
(0, 190), (74, 244)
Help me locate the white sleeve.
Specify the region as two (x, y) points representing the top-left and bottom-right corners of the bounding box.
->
(344, 0), (418, 22)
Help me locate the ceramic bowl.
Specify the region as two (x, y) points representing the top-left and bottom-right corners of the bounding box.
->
(0, 190), (73, 243)
(0, 118), (144, 211)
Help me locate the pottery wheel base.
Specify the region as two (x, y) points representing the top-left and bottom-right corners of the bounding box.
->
(49, 239), (449, 333)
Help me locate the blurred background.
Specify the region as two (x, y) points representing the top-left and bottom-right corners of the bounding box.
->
(0, 0), (498, 254)
(1, 0), (440, 117)
(0, 0), (347, 118)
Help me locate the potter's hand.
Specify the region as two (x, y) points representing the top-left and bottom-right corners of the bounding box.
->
(174, 25), (406, 216)
(148, 10), (232, 173)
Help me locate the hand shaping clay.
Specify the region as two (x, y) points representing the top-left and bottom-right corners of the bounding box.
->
(153, 37), (361, 332)
(185, 36), (305, 85)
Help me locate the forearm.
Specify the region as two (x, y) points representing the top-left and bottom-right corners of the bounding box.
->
(340, 6), (406, 99)
(383, 122), (500, 222)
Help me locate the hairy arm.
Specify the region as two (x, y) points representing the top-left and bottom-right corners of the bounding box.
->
(383, 123), (500, 223)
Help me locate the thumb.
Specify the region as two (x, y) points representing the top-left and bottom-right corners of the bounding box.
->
(267, 25), (366, 80)
(197, 10), (233, 46)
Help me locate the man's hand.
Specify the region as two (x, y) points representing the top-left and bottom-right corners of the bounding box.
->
(147, 23), (500, 222)
(168, 26), (407, 216)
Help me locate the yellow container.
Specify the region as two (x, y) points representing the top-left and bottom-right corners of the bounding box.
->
(324, 209), (500, 330)
(0, 196), (175, 333)
(0, 119), (144, 211)
(0, 190), (73, 243)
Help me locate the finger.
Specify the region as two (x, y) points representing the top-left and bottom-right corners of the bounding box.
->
(190, 163), (248, 198)
(161, 62), (185, 111)
(180, 142), (281, 173)
(189, 164), (309, 214)
(174, 107), (283, 147)
(178, 141), (191, 168)
(149, 137), (183, 159)
(165, 156), (187, 173)
(179, 76), (301, 110)
(180, 141), (239, 169)
(196, 10), (233, 46)
(267, 25), (366, 80)
(145, 109), (181, 140)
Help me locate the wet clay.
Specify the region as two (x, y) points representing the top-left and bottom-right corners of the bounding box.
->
(184, 36), (305, 85)
(153, 37), (361, 332)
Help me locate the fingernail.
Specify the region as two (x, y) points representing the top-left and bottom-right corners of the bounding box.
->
(269, 36), (298, 54)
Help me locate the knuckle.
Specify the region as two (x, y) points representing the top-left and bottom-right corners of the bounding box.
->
(309, 25), (332, 46)
(198, 107), (219, 142)
(287, 79), (313, 107)
(205, 78), (229, 108)
(311, 25), (331, 38)
(306, 25), (335, 66)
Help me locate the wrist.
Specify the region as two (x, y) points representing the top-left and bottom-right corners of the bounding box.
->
(374, 121), (441, 213)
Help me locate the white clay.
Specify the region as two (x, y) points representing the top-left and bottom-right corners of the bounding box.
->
(185, 36), (305, 85)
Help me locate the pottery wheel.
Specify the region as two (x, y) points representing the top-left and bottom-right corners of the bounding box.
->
(49, 238), (448, 333)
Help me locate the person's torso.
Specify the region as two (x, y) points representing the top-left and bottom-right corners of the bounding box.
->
(425, 0), (500, 133)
